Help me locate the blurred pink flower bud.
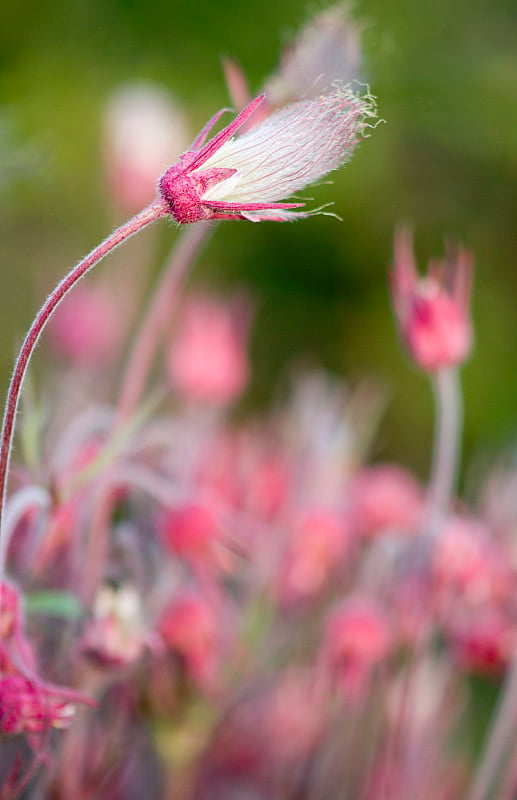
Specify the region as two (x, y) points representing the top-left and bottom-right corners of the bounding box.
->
(391, 228), (473, 371)
(47, 283), (123, 365)
(103, 83), (189, 212)
(279, 509), (350, 604)
(81, 583), (147, 669)
(159, 88), (376, 223)
(158, 591), (220, 688)
(348, 463), (423, 538)
(264, 4), (363, 106)
(159, 503), (223, 569)
(322, 596), (392, 697)
(196, 432), (290, 520)
(433, 515), (513, 606)
(446, 608), (516, 675)
(243, 449), (290, 520)
(167, 294), (250, 405)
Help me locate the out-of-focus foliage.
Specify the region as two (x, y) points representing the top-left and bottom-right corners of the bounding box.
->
(1, 0), (516, 474)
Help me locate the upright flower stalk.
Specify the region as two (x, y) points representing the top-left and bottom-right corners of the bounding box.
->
(0, 200), (168, 575)
(390, 228), (473, 539)
(425, 366), (462, 538)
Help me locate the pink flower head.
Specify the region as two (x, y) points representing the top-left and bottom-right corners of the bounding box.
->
(159, 87), (375, 223)
(348, 464), (423, 539)
(391, 228), (473, 371)
(278, 509), (350, 604)
(322, 596), (392, 697)
(446, 608), (516, 676)
(167, 294), (250, 405)
(433, 515), (512, 606)
(159, 503), (222, 569)
(158, 591), (221, 688)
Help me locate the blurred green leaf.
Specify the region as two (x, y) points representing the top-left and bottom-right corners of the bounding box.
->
(25, 590), (83, 619)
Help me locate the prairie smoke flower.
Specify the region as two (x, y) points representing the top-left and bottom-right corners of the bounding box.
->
(159, 87), (375, 223)
(391, 228), (473, 371)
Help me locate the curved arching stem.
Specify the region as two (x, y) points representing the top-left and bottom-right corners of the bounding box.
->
(0, 198), (168, 578)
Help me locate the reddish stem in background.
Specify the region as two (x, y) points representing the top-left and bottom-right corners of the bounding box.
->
(420, 366), (462, 540)
(79, 222), (212, 598)
(0, 199), (168, 577)
(116, 220), (213, 420)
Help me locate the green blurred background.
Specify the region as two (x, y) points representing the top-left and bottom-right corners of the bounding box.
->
(1, 0), (516, 481)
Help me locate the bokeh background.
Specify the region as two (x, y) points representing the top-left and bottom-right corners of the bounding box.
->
(1, 0), (516, 483)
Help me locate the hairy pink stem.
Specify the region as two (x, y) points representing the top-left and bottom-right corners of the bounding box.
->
(0, 199), (168, 578)
(116, 220), (213, 419)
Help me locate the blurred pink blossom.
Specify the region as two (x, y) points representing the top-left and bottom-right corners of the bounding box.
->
(348, 463), (423, 538)
(158, 591), (222, 688)
(158, 503), (224, 570)
(446, 607), (517, 675)
(391, 228), (473, 371)
(433, 515), (513, 606)
(278, 509), (350, 604)
(167, 294), (250, 405)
